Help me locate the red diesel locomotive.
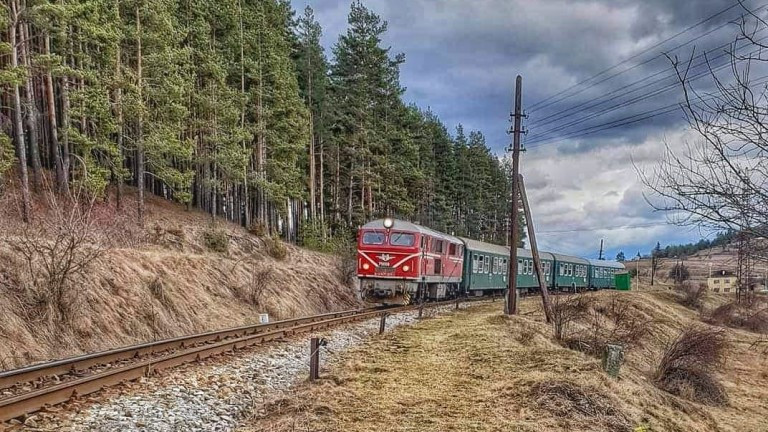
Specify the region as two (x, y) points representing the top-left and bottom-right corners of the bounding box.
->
(357, 218), (464, 304)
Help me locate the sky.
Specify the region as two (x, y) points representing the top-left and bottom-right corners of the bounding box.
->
(290, 0), (763, 259)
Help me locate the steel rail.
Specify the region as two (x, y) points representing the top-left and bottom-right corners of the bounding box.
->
(0, 307), (373, 391)
(0, 299), (481, 423)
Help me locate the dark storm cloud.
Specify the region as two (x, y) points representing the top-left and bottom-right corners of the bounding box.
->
(291, 0), (758, 256)
(294, 0), (759, 151)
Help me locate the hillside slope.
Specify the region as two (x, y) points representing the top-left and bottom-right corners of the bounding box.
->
(240, 291), (768, 432)
(0, 190), (361, 370)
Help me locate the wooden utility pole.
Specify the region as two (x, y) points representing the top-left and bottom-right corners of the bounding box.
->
(518, 174), (553, 322)
(506, 75), (523, 315)
(598, 239), (604, 260)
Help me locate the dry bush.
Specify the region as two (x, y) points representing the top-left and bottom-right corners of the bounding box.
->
(551, 295), (592, 341)
(530, 380), (631, 431)
(248, 221), (266, 237)
(203, 227), (229, 253)
(334, 241), (357, 288)
(232, 267), (274, 307)
(557, 294), (657, 358)
(8, 189), (108, 324)
(149, 224), (185, 249)
(264, 236), (287, 260)
(677, 282), (707, 309)
(705, 299), (768, 333)
(654, 325), (728, 405)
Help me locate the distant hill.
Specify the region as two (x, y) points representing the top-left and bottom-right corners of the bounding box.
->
(629, 241), (768, 285)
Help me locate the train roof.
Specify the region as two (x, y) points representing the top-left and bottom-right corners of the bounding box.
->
(550, 252), (590, 265)
(459, 237), (509, 256)
(361, 219), (462, 243)
(587, 259), (626, 269)
(459, 237), (556, 261)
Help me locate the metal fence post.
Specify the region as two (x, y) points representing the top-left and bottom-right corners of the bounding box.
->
(379, 313), (388, 334)
(418, 303), (424, 319)
(309, 338), (319, 381)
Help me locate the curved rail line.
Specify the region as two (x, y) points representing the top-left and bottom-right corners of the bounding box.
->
(0, 298), (481, 423)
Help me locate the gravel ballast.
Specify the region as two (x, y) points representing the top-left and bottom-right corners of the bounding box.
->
(35, 305), (465, 432)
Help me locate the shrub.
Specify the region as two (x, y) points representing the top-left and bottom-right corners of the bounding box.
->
(551, 295), (592, 341)
(530, 381), (631, 430)
(678, 282), (707, 309)
(203, 228), (229, 253)
(264, 236), (288, 260)
(232, 267), (274, 306)
(706, 300), (768, 333)
(9, 189), (107, 324)
(668, 263), (690, 284)
(334, 240), (358, 288)
(248, 221), (266, 237)
(654, 326), (728, 405)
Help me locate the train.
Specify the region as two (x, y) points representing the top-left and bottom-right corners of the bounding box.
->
(357, 218), (625, 305)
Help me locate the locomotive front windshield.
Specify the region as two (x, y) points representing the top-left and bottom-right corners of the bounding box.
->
(389, 232), (415, 246)
(362, 231), (386, 245)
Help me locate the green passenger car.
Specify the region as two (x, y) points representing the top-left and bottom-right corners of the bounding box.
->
(551, 253), (589, 291)
(588, 260), (625, 289)
(460, 237), (510, 296)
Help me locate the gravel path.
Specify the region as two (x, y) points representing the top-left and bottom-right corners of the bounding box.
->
(32, 304), (467, 432)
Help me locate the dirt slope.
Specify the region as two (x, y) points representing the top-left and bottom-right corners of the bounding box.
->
(0, 191), (361, 370)
(239, 291), (768, 432)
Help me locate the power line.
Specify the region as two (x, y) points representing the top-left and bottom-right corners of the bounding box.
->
(528, 0), (756, 113)
(537, 222), (672, 235)
(527, 30), (768, 136)
(525, 65), (768, 147)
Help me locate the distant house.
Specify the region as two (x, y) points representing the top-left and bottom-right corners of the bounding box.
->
(707, 270), (737, 293)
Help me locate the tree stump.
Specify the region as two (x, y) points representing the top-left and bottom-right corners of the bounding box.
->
(602, 344), (624, 378)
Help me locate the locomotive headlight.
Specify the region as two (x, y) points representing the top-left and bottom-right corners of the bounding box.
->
(383, 217), (394, 229)
(362, 263), (370, 270)
(403, 265), (410, 272)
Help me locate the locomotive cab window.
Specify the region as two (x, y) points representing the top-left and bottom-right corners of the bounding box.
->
(362, 231), (385, 245)
(432, 240), (444, 253)
(449, 243), (457, 256)
(389, 232), (415, 247)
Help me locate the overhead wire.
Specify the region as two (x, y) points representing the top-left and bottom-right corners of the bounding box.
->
(527, 28), (768, 137)
(525, 57), (768, 146)
(528, 0), (757, 113)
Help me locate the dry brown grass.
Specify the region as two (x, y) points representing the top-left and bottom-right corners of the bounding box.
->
(238, 292), (768, 432)
(530, 380), (631, 431)
(0, 188), (362, 370)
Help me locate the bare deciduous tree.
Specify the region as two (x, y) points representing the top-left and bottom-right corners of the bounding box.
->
(639, 5), (768, 300)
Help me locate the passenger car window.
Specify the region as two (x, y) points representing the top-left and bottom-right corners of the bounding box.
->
(362, 231), (385, 245)
(389, 232), (415, 246)
(484, 256), (490, 273)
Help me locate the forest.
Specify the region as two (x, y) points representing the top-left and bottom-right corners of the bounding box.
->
(0, 0), (517, 248)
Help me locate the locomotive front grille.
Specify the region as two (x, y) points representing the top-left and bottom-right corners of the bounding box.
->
(376, 266), (395, 275)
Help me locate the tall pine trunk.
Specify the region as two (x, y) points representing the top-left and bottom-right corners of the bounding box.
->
(136, 5), (145, 225)
(20, 13), (42, 191)
(44, 34), (68, 194)
(114, 1), (124, 209)
(9, 0), (31, 222)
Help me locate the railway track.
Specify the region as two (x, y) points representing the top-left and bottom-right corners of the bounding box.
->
(0, 298), (478, 423)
